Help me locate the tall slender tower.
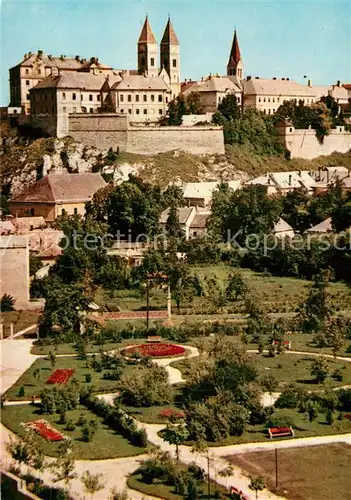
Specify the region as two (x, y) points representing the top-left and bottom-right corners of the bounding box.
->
(227, 30), (244, 83)
(160, 17), (180, 98)
(138, 16), (158, 77)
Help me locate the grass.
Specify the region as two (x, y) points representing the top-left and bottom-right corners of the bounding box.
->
(225, 443), (351, 500)
(171, 352), (351, 390)
(4, 354), (138, 401)
(94, 267), (351, 317)
(127, 467), (229, 500)
(0, 311), (40, 337)
(1, 403), (145, 459)
(30, 337), (149, 356)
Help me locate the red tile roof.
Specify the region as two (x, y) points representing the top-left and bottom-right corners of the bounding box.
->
(161, 18), (179, 45)
(138, 16), (157, 44)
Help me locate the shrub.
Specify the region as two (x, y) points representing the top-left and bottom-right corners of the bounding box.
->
(18, 386), (25, 397)
(65, 420), (76, 431)
(85, 373), (92, 383)
(0, 293), (16, 311)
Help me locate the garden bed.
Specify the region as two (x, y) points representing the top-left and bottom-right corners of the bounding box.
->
(46, 369), (74, 384)
(24, 419), (64, 441)
(123, 343), (185, 358)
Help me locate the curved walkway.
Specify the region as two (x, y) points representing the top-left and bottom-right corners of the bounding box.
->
(2, 338), (351, 500)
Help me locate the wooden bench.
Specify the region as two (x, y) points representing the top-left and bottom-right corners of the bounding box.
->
(268, 426), (294, 439)
(147, 335), (162, 343)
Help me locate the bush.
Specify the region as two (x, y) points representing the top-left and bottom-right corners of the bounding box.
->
(85, 373), (92, 383)
(65, 420), (76, 431)
(18, 386), (25, 397)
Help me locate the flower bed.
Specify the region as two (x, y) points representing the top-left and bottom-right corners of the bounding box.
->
(159, 408), (185, 421)
(24, 419), (64, 441)
(123, 343), (185, 358)
(344, 414), (351, 421)
(46, 369), (74, 384)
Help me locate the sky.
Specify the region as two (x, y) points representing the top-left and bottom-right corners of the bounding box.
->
(1, 0), (350, 105)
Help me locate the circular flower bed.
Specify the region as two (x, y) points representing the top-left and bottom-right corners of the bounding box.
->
(123, 343), (185, 358)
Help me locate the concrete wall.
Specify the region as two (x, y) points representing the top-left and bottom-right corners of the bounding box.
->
(127, 125), (225, 155)
(278, 126), (351, 159)
(1, 469), (40, 500)
(0, 236), (29, 309)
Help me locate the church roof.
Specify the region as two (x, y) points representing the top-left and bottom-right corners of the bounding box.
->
(244, 78), (317, 97)
(113, 74), (170, 91)
(161, 18), (179, 45)
(227, 30), (241, 68)
(182, 76), (241, 95)
(31, 72), (122, 91)
(138, 16), (157, 44)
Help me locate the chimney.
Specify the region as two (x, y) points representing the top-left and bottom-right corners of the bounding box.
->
(282, 78), (285, 81)
(308, 79), (312, 87)
(37, 49), (43, 58)
(75, 55), (80, 61)
(288, 174), (292, 186)
(286, 78), (290, 81)
(247, 76), (252, 80)
(255, 76), (259, 79)
(337, 80), (341, 87)
(273, 77), (277, 80)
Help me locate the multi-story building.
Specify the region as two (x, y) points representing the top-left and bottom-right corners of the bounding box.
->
(9, 51), (113, 114)
(25, 16), (178, 124)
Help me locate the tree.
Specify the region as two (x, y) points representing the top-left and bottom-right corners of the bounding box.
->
(162, 422), (189, 461)
(48, 350), (56, 369)
(165, 203), (184, 241)
(226, 271), (249, 302)
(249, 476), (266, 499)
(0, 293), (15, 311)
(51, 455), (77, 489)
(306, 400), (319, 422)
(325, 408), (334, 426)
(311, 356), (329, 384)
(119, 364), (171, 407)
(81, 470), (104, 499)
(213, 93), (241, 122)
(326, 319), (345, 358)
(110, 488), (129, 500)
(218, 465), (234, 489)
(298, 272), (332, 332)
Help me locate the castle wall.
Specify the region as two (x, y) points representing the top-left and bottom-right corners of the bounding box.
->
(278, 126), (351, 159)
(68, 113), (128, 149)
(127, 125), (225, 155)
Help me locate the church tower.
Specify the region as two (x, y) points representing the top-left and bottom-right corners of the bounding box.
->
(160, 17), (180, 98)
(227, 30), (244, 83)
(138, 16), (158, 77)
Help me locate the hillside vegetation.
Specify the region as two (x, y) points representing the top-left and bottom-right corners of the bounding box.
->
(1, 118), (351, 197)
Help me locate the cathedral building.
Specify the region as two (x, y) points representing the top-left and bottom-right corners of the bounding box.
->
(11, 16), (180, 123)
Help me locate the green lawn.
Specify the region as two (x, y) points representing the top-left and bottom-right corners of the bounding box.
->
(1, 404), (145, 459)
(4, 354), (138, 401)
(172, 352), (351, 390)
(30, 338), (150, 356)
(128, 469), (229, 500)
(94, 267), (351, 317)
(187, 408), (351, 447)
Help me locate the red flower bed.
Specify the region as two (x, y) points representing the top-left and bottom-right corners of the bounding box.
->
(159, 408), (185, 421)
(46, 369), (74, 384)
(124, 343), (185, 358)
(344, 414), (351, 421)
(25, 419), (64, 441)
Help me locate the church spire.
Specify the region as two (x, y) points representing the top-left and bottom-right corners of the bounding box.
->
(161, 17), (179, 45)
(227, 30), (243, 80)
(138, 16), (157, 44)
(227, 30), (241, 68)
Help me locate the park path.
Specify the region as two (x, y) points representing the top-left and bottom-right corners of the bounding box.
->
(1, 337), (351, 500)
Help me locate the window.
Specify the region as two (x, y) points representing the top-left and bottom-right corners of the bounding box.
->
(263, 98), (266, 103)
(26, 93), (30, 100)
(268, 98), (270, 103)
(143, 109), (147, 114)
(128, 109), (132, 114)
(89, 94), (93, 101)
(90, 108), (93, 113)
(268, 109), (271, 114)
(81, 94), (83, 101)
(30, 208), (35, 216)
(237, 97), (240, 103)
(97, 95), (101, 101)
(73, 107), (77, 112)
(172, 59), (177, 68)
(63, 92), (66, 100)
(72, 93), (76, 100)
(74, 208), (78, 215)
(128, 94), (132, 102)
(151, 94), (155, 102)
(63, 107), (66, 112)
(136, 95), (139, 102)
(158, 94), (162, 102)
(120, 95), (124, 102)
(289, 128), (293, 132)
(25, 69), (29, 74)
(258, 97), (261, 103)
(143, 95), (147, 102)
(61, 209), (66, 215)
(159, 109), (163, 115)
(151, 57), (155, 66)
(273, 98), (275, 103)
(166, 97), (169, 103)
(120, 109), (124, 113)
(26, 80), (30, 85)
(277, 98), (280, 103)
(38, 69), (41, 75)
